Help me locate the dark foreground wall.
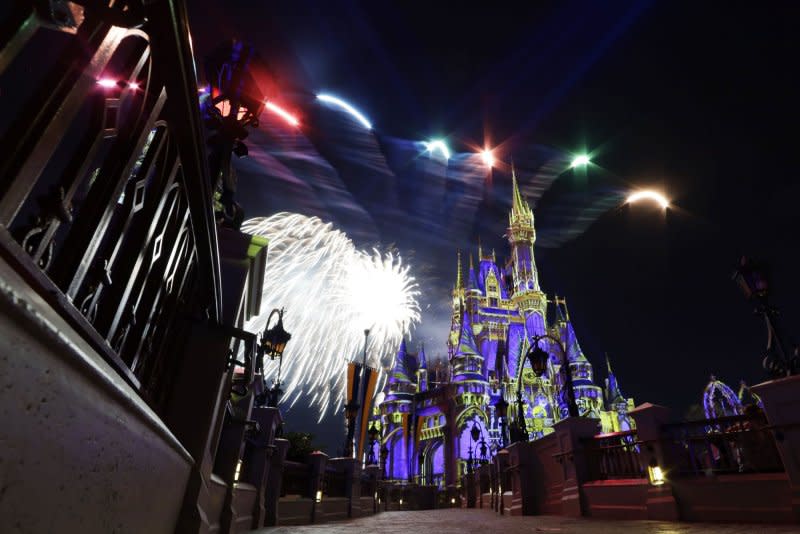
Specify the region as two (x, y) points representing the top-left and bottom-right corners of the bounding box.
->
(0, 259), (192, 533)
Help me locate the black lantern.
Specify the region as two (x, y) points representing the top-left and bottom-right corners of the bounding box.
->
(470, 422), (481, 443)
(366, 423), (379, 465)
(496, 393), (509, 448)
(526, 342), (549, 378)
(732, 256), (797, 377)
(261, 308), (291, 361)
(479, 440), (488, 463)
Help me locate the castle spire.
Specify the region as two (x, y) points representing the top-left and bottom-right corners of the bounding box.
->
(468, 253), (479, 290)
(511, 163), (526, 217)
(455, 250), (463, 290)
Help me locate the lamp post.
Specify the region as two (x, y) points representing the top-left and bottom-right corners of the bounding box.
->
(526, 334), (579, 418)
(509, 333), (579, 442)
(366, 423), (379, 465)
(256, 308), (292, 407)
(495, 390), (509, 449)
(509, 384), (528, 444)
(733, 256), (798, 377)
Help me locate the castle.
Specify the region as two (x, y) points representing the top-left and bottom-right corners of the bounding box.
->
(373, 170), (634, 486)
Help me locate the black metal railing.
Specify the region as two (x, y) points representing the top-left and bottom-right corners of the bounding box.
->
(0, 1), (220, 410)
(662, 414), (784, 476)
(584, 430), (645, 481)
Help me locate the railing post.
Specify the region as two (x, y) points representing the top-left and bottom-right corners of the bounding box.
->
(242, 406), (282, 529)
(308, 451), (328, 523)
(629, 403), (680, 521)
(552, 417), (600, 517)
(495, 449), (509, 514)
(263, 438), (289, 527)
(752, 375), (800, 521)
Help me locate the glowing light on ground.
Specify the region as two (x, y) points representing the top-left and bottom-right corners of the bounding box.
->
(241, 213), (420, 420)
(481, 148), (494, 168)
(265, 101), (300, 127)
(96, 78), (117, 89)
(570, 154), (591, 168)
(626, 190), (670, 209)
(423, 139), (450, 159)
(317, 93), (373, 129)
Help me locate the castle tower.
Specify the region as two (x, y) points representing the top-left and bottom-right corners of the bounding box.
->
(417, 344), (428, 393)
(448, 251), (465, 359)
(451, 312), (487, 384)
(507, 167), (547, 333)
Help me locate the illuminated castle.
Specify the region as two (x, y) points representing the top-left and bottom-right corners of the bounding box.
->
(373, 170), (634, 485)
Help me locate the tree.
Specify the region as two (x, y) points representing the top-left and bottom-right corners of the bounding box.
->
(285, 431), (319, 462)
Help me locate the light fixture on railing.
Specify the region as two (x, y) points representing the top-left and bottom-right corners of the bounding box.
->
(648, 459), (665, 486)
(261, 308), (291, 361)
(315, 489), (323, 503)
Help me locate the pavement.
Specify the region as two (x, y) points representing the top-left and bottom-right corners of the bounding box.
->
(252, 508), (798, 533)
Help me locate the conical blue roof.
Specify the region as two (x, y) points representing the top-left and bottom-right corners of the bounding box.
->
(389, 338), (413, 384)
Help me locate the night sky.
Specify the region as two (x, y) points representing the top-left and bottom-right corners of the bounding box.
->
(190, 1), (800, 451)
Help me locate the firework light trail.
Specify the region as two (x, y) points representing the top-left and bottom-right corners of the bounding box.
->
(242, 213), (420, 421)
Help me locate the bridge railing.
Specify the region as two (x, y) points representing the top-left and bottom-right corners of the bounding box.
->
(661, 414), (784, 476)
(0, 0), (220, 412)
(583, 430), (645, 481)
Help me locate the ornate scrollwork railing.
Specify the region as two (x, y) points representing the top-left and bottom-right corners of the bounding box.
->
(0, 1), (221, 408)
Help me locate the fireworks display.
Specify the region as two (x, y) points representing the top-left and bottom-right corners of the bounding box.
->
(242, 213), (420, 421)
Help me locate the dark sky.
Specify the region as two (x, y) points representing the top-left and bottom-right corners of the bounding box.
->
(191, 1), (800, 448)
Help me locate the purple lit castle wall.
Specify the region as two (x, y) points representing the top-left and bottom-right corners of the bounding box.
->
(375, 169), (634, 486)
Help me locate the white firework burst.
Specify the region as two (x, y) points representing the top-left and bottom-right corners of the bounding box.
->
(241, 213), (420, 421)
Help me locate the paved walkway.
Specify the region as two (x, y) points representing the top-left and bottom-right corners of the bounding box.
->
(252, 508), (798, 533)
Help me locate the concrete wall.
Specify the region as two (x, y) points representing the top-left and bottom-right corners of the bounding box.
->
(320, 496), (349, 522)
(582, 479), (648, 519)
(530, 432), (564, 515)
(230, 483), (258, 533)
(0, 261), (193, 533)
(276, 496), (315, 525)
(359, 495), (375, 515)
(672, 473), (793, 523)
(581, 473), (793, 523)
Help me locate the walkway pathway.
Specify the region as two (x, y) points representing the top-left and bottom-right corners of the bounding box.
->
(252, 508), (798, 533)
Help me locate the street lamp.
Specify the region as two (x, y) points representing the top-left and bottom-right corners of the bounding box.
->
(366, 423), (379, 465)
(525, 334), (579, 418)
(495, 391), (509, 448)
(256, 308), (292, 407)
(467, 421), (481, 474)
(733, 256), (798, 377)
(260, 308), (291, 361)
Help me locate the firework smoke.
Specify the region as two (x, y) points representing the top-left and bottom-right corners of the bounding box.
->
(242, 213), (420, 421)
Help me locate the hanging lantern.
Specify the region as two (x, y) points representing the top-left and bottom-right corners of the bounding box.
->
(526, 341), (549, 377)
(261, 308), (291, 360)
